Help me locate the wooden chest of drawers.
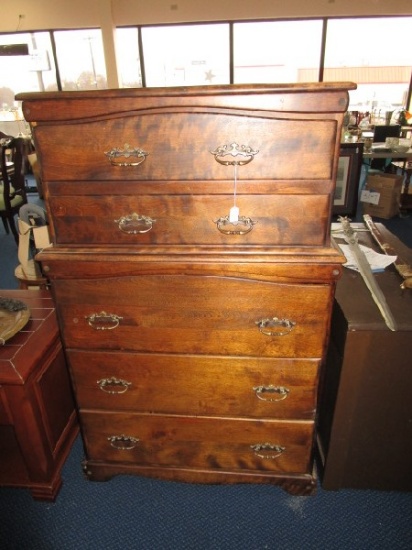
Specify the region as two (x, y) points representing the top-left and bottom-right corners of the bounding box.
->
(19, 83), (352, 495)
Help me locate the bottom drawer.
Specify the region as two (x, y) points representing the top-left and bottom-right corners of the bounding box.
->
(81, 412), (314, 475)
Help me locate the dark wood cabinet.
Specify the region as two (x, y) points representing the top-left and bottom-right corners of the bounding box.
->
(317, 224), (412, 492)
(0, 290), (78, 500)
(19, 83), (353, 495)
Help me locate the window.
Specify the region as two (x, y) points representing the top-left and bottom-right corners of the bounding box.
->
(323, 17), (412, 117)
(53, 29), (107, 90)
(141, 24), (230, 87)
(0, 32), (57, 101)
(233, 20), (323, 84)
(115, 27), (142, 88)
(0, 32), (57, 135)
(1, 16), (412, 118)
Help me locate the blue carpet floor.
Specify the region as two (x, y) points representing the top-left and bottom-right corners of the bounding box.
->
(1, 189), (412, 549)
(1, 435), (412, 550)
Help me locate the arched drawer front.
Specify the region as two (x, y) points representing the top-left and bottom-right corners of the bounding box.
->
(54, 274), (333, 358)
(36, 111), (336, 182)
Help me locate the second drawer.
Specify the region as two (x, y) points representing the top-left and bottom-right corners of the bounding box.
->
(48, 193), (330, 247)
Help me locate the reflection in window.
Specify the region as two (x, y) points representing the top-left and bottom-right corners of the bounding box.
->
(142, 24), (230, 87)
(53, 29), (107, 90)
(324, 17), (412, 115)
(116, 28), (142, 88)
(233, 20), (323, 84)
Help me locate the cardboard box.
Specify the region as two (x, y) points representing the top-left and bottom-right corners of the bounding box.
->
(361, 173), (403, 219)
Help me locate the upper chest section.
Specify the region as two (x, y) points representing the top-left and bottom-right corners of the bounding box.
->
(22, 84), (350, 184)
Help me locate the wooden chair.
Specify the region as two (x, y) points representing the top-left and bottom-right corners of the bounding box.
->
(0, 137), (28, 243)
(14, 263), (49, 290)
(27, 152), (44, 199)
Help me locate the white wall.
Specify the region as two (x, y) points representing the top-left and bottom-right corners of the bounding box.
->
(0, 0), (411, 33)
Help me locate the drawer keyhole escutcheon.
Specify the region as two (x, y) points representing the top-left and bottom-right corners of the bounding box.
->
(105, 143), (149, 167)
(255, 317), (296, 337)
(250, 443), (285, 460)
(115, 213), (156, 234)
(253, 385), (290, 402)
(108, 435), (139, 450)
(85, 311), (123, 330)
(98, 377), (132, 394)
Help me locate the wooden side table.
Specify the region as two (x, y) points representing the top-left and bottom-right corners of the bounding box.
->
(317, 224), (412, 491)
(0, 290), (78, 501)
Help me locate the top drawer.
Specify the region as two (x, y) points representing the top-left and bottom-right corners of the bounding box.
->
(34, 110), (338, 183)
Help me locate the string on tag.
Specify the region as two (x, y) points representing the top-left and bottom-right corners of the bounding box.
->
(229, 162), (239, 223)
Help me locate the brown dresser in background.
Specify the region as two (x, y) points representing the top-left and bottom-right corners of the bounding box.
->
(318, 224), (412, 492)
(0, 290), (78, 501)
(18, 83), (352, 495)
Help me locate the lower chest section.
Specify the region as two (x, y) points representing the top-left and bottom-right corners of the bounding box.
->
(48, 263), (334, 490)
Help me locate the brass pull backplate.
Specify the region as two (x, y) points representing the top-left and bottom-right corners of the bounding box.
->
(250, 443), (285, 460)
(85, 311), (123, 330)
(105, 143), (148, 166)
(108, 434), (139, 450)
(210, 142), (259, 166)
(98, 377), (132, 394)
(215, 215), (257, 235)
(253, 385), (290, 402)
(114, 213), (156, 234)
(256, 317), (296, 337)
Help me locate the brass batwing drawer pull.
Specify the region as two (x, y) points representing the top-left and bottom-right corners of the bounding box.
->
(250, 443), (285, 460)
(253, 385), (290, 402)
(215, 215), (257, 235)
(97, 377), (132, 394)
(210, 142), (259, 166)
(85, 311), (123, 330)
(114, 213), (156, 234)
(105, 143), (149, 167)
(108, 434), (139, 450)
(256, 317), (296, 337)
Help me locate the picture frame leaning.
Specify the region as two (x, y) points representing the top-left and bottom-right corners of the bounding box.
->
(333, 142), (364, 216)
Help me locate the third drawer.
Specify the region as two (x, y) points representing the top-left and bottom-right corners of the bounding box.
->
(67, 350), (321, 420)
(54, 275), (333, 358)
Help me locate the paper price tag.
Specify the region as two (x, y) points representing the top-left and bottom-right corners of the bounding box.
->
(229, 206), (239, 223)
(360, 189), (381, 205)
